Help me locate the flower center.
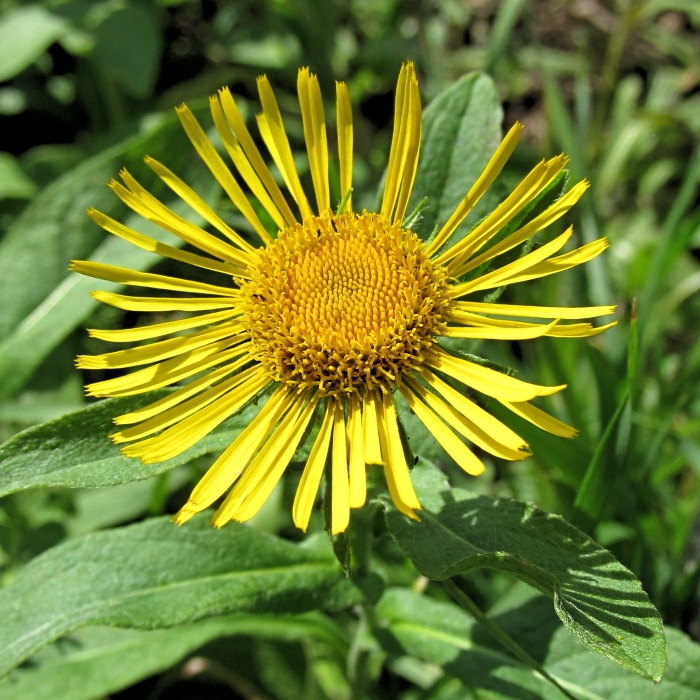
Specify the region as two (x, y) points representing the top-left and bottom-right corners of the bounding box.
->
(241, 212), (449, 397)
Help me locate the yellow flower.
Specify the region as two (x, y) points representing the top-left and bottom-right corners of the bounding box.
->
(72, 63), (615, 534)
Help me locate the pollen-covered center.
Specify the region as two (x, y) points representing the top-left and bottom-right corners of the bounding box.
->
(241, 211), (449, 397)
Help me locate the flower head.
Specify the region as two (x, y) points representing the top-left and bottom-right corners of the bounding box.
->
(73, 63), (615, 533)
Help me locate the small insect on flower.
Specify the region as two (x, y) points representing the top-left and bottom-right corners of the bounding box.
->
(72, 63), (615, 534)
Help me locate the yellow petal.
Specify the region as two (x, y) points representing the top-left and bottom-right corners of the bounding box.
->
(89, 308), (240, 343)
(442, 319), (558, 340)
(347, 392), (366, 508)
(85, 340), (249, 397)
(336, 81), (353, 213)
(438, 154), (568, 269)
(362, 389), (383, 464)
(449, 300), (616, 320)
(425, 122), (523, 256)
(418, 367), (528, 453)
(298, 68), (330, 215)
(71, 260), (239, 297)
(426, 349), (565, 402)
(330, 398), (350, 534)
(88, 209), (239, 277)
(501, 399), (578, 438)
(450, 226), (574, 298)
(77, 322), (243, 370)
(112, 361), (258, 442)
(114, 360), (248, 426)
(407, 377), (528, 461)
(121, 369), (269, 464)
(92, 290), (238, 313)
(178, 386), (294, 517)
(217, 86), (297, 227)
(176, 104), (271, 245)
(213, 392), (316, 525)
(500, 238), (609, 286)
(376, 391), (421, 519)
(257, 75), (313, 221)
(118, 166), (252, 266)
(452, 180), (589, 277)
(293, 401), (334, 531)
(399, 384), (485, 475)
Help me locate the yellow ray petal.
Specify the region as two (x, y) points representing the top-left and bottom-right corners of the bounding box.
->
(452, 180), (589, 277)
(114, 359), (249, 426)
(88, 209), (239, 277)
(376, 391), (421, 519)
(330, 397), (350, 534)
(89, 308), (240, 343)
(210, 95), (285, 234)
(176, 104), (271, 245)
(213, 392), (316, 525)
(405, 377), (528, 461)
(437, 154), (568, 268)
(174, 386), (294, 522)
(71, 260), (240, 297)
(112, 361), (258, 442)
(118, 167), (253, 266)
(501, 399), (578, 438)
(417, 367), (528, 453)
(399, 384), (485, 475)
(77, 322), (243, 370)
(442, 319), (558, 340)
(257, 75), (313, 220)
(363, 389), (383, 464)
(393, 68), (421, 224)
(121, 369), (269, 464)
(85, 339), (250, 397)
(426, 349), (565, 402)
(380, 62), (421, 224)
(336, 81), (353, 213)
(217, 86), (297, 227)
(91, 291), (238, 313)
(293, 400), (334, 531)
(347, 392), (366, 508)
(499, 238), (609, 286)
(298, 68), (330, 215)
(449, 300), (616, 320)
(450, 226), (574, 298)
(425, 122), (524, 257)
(228, 395), (319, 524)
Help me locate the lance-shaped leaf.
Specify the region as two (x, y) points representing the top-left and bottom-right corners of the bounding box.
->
(0, 517), (358, 677)
(385, 460), (666, 682)
(0, 391), (266, 496)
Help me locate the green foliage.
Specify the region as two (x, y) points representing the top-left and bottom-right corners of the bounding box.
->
(1, 0), (699, 697)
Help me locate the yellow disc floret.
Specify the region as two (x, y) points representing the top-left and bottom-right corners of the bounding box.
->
(241, 211), (449, 397)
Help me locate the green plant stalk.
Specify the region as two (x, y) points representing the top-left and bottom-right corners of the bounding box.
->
(444, 579), (582, 700)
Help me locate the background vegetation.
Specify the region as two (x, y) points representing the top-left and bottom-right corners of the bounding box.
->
(0, 0), (698, 697)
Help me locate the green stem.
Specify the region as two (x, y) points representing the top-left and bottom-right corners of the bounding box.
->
(444, 579), (581, 700)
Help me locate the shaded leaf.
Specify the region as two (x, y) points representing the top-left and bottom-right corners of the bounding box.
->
(385, 461), (666, 681)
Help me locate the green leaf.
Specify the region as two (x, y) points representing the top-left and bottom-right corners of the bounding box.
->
(0, 6), (67, 82)
(0, 152), (37, 200)
(0, 391), (267, 496)
(385, 461), (667, 682)
(92, 5), (163, 99)
(0, 613), (346, 700)
(408, 72), (504, 242)
(0, 517), (358, 677)
(379, 587), (698, 699)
